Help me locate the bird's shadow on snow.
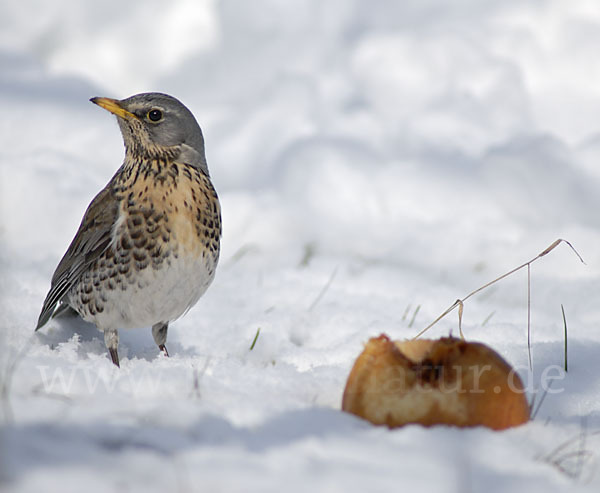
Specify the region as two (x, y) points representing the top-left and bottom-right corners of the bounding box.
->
(34, 313), (198, 363)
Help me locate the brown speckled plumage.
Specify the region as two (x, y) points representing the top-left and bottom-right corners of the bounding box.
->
(36, 93), (221, 367)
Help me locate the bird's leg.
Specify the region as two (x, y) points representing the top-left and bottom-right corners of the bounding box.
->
(152, 322), (169, 357)
(104, 328), (120, 367)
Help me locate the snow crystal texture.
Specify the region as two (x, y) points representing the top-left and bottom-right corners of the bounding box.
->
(1, 1), (599, 492)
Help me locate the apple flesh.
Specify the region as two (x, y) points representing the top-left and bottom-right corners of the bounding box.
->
(342, 335), (530, 430)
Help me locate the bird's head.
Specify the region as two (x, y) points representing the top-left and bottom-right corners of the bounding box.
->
(91, 92), (208, 175)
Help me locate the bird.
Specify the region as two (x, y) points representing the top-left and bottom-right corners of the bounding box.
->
(35, 93), (221, 367)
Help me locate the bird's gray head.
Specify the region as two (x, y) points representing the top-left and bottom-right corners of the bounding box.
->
(91, 92), (209, 175)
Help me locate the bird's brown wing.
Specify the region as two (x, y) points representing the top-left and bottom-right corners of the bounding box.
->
(36, 182), (120, 329)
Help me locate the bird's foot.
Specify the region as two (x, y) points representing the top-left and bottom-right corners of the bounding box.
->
(104, 328), (120, 367)
(109, 347), (120, 367)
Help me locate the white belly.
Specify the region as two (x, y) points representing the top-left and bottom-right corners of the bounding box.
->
(76, 251), (216, 330)
(69, 163), (221, 332)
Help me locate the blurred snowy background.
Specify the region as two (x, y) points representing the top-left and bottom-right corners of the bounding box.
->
(1, 1), (600, 492)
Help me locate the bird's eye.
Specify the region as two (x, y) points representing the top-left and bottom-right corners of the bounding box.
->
(147, 109), (163, 122)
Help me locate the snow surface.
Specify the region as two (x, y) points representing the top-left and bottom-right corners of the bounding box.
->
(1, 0), (600, 491)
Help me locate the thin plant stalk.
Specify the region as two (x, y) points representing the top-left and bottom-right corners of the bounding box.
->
(413, 239), (585, 340)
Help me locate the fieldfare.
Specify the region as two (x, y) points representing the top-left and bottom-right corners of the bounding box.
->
(36, 93), (221, 367)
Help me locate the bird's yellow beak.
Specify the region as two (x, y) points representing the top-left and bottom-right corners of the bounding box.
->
(90, 97), (136, 120)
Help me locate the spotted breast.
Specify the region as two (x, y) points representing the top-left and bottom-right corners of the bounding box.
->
(36, 92), (221, 367)
(69, 158), (221, 330)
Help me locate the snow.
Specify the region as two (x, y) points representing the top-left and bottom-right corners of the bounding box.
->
(1, 0), (600, 491)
